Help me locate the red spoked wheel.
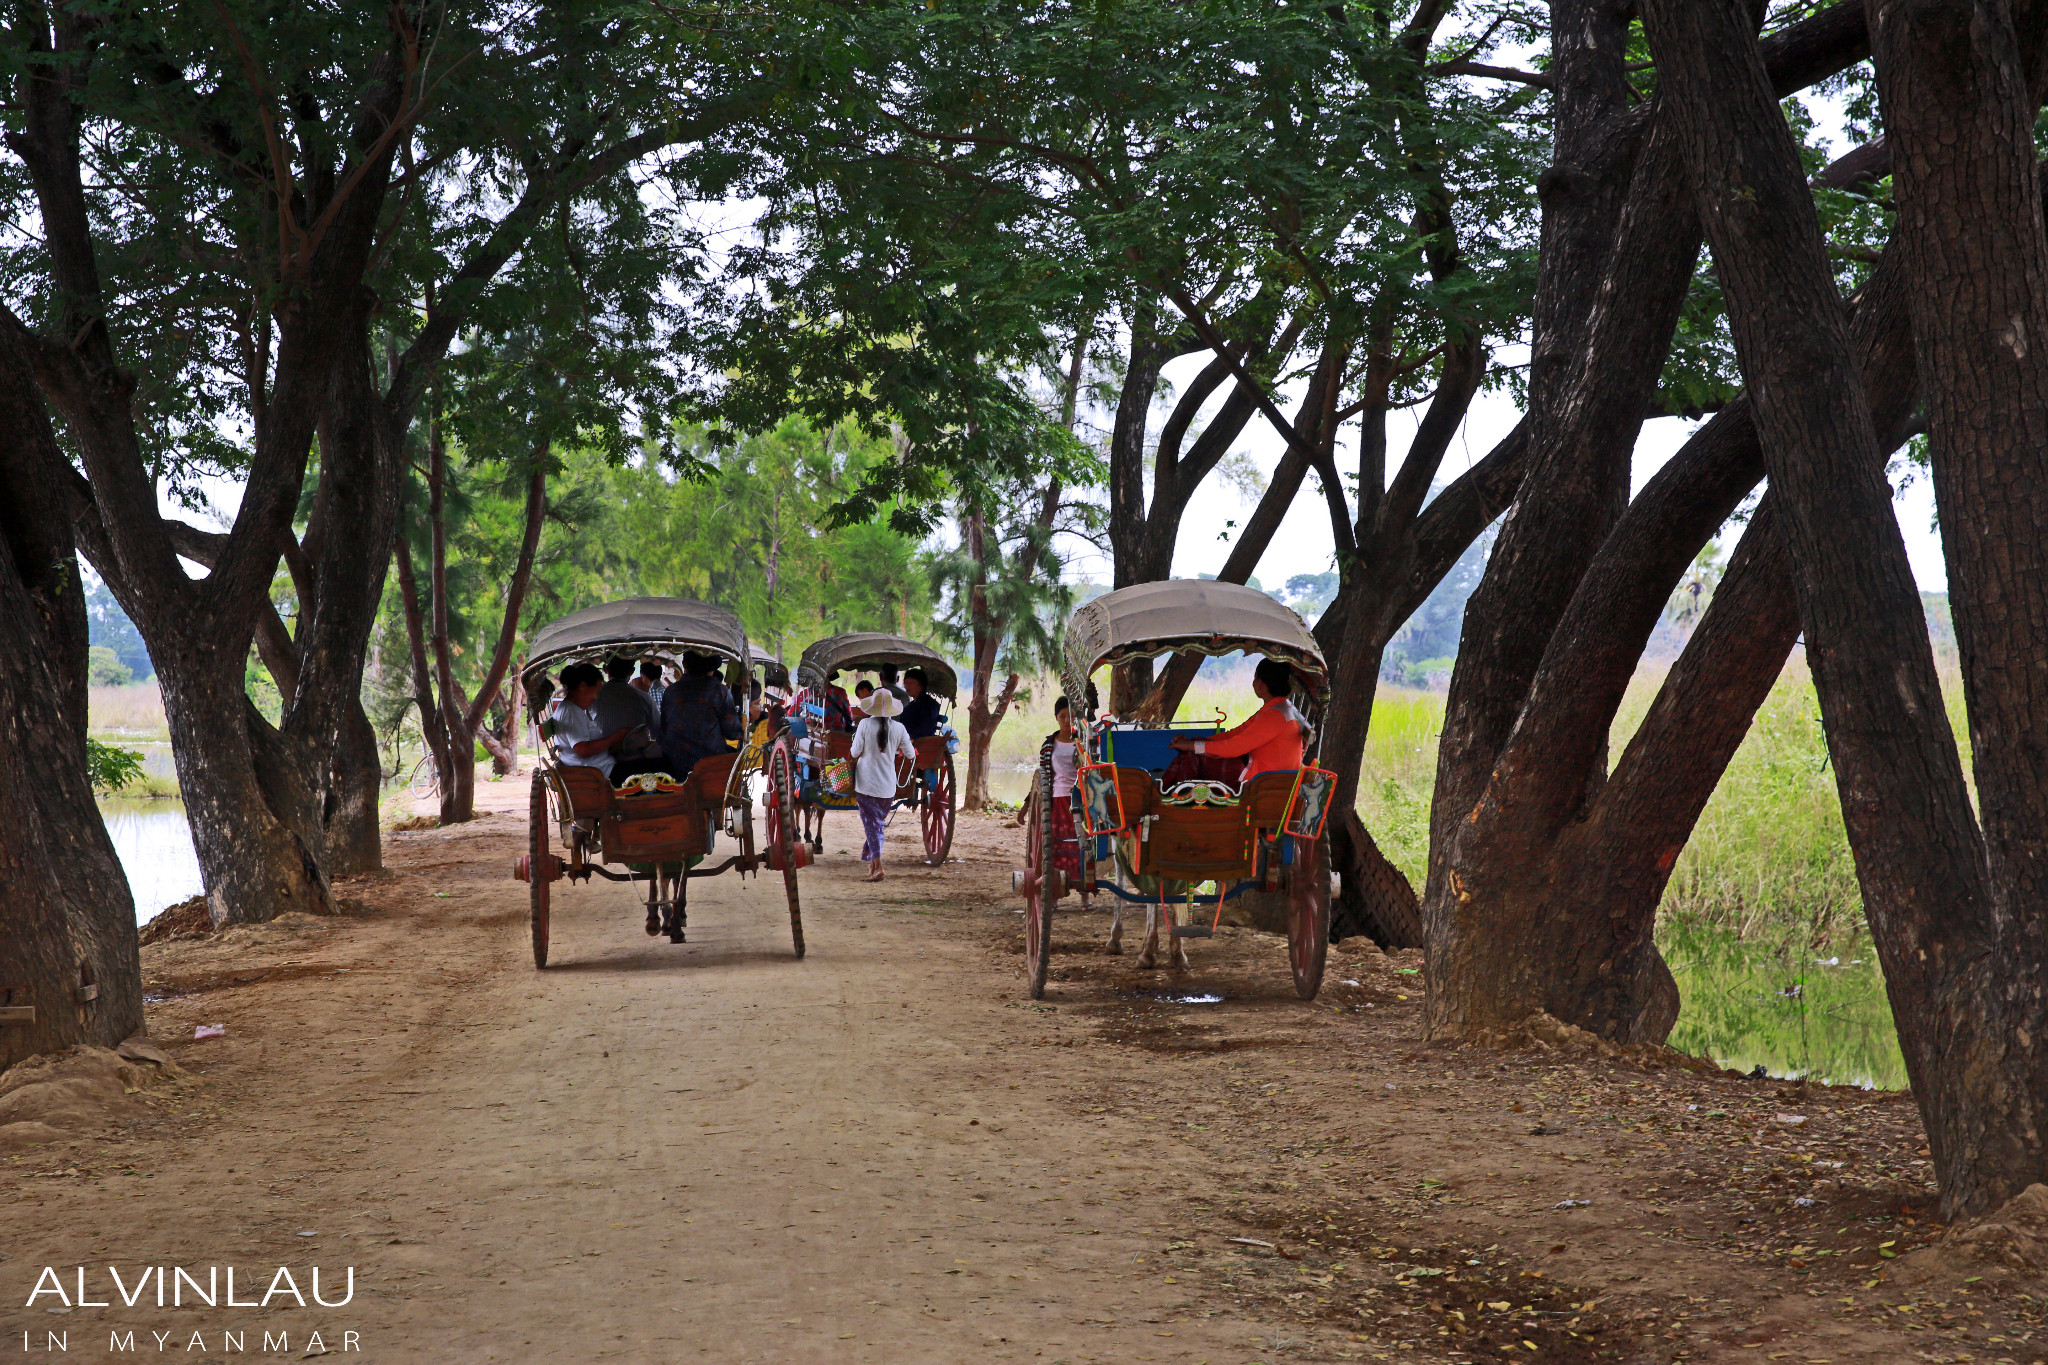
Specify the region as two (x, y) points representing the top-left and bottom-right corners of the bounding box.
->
(1286, 832), (1330, 1000)
(1023, 762), (1055, 999)
(766, 736), (806, 959)
(529, 770), (553, 969)
(921, 750), (956, 865)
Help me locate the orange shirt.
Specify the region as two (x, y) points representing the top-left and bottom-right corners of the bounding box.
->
(1198, 698), (1305, 779)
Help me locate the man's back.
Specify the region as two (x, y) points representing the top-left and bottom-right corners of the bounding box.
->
(594, 679), (658, 737)
(901, 692), (942, 739)
(660, 674), (739, 771)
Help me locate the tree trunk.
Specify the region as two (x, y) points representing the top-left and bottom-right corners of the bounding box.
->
(424, 412), (479, 823)
(1419, 0), (1639, 952)
(1425, 223), (1923, 1041)
(1862, 0), (2048, 1218)
(487, 662), (524, 776)
(1420, 0), (1876, 957)
(1643, 0), (2000, 1218)
(396, 535), (453, 813)
(0, 321), (141, 1071)
(963, 508), (1001, 811)
(324, 695), (384, 876)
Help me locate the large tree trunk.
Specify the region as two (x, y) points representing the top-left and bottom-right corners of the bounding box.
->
(0, 321), (140, 1070)
(1419, 4), (1877, 1033)
(1417, 0), (1639, 946)
(1862, 0), (2048, 1217)
(324, 696), (385, 876)
(11, 15), (404, 927)
(1642, 0), (2001, 1219)
(1424, 156), (1913, 1041)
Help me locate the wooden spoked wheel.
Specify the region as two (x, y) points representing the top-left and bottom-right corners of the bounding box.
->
(767, 736), (806, 959)
(529, 771), (552, 970)
(1023, 763), (1055, 999)
(1287, 832), (1330, 1000)
(921, 750), (956, 865)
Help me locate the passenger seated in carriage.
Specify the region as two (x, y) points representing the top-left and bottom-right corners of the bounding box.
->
(658, 650), (742, 779)
(595, 655), (663, 761)
(900, 666), (942, 739)
(553, 662), (667, 783)
(1166, 658), (1312, 784)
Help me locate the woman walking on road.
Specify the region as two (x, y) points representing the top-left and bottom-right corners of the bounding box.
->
(850, 689), (916, 881)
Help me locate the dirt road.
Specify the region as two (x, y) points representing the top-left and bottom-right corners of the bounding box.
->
(2, 766), (2033, 1363)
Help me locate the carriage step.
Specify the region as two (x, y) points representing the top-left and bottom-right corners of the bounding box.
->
(1170, 926), (1215, 939)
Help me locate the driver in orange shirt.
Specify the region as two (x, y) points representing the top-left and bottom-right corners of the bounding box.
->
(1168, 658), (1312, 781)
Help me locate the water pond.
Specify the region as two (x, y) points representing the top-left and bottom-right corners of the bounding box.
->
(100, 797), (202, 923)
(1660, 921), (1907, 1089)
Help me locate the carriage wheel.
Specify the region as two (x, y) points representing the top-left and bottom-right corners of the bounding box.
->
(768, 737), (806, 959)
(1024, 764), (1055, 999)
(1287, 833), (1330, 1000)
(529, 771), (552, 970)
(921, 751), (957, 865)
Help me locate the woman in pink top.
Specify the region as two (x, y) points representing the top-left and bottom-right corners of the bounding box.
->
(1168, 659), (1310, 780)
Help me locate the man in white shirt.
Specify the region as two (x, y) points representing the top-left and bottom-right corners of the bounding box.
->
(554, 662), (664, 782)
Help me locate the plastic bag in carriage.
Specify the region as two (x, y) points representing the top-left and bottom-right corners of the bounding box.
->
(823, 756), (854, 796)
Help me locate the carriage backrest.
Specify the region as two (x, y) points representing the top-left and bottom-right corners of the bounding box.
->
(1113, 766), (1160, 822)
(686, 751), (741, 803)
(553, 765), (614, 822)
(1139, 803), (1255, 880)
(1239, 769), (1299, 829)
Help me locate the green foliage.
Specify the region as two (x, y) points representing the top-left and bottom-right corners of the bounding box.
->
(691, 0), (1547, 531)
(391, 417), (937, 693)
(87, 737), (144, 794)
(87, 645), (133, 688)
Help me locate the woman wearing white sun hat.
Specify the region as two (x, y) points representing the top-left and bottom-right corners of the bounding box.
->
(849, 687), (916, 881)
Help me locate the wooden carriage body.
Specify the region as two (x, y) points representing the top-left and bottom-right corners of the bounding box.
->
(1018, 579), (1336, 1000)
(789, 632), (961, 865)
(545, 753), (742, 866)
(513, 596), (807, 969)
(1099, 766), (1300, 883)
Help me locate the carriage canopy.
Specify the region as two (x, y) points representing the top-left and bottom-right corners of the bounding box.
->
(796, 633), (959, 700)
(522, 597), (751, 698)
(1061, 580), (1327, 708)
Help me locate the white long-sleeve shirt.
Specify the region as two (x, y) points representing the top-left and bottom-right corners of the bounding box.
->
(849, 717), (917, 798)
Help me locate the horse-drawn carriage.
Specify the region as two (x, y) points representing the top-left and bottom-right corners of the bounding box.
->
(511, 597), (807, 968)
(790, 632), (959, 865)
(1015, 580), (1336, 1000)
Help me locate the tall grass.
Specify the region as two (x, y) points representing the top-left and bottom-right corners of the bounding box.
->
(89, 682), (169, 739)
(1350, 652), (1974, 949)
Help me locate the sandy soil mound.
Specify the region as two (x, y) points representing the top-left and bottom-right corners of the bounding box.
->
(138, 894), (211, 944)
(0, 1039), (185, 1153)
(1893, 1182), (2048, 1288)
